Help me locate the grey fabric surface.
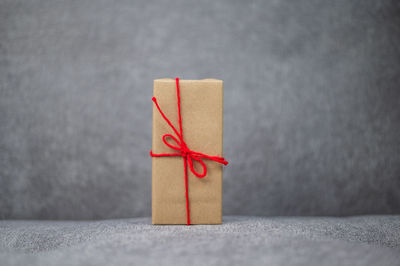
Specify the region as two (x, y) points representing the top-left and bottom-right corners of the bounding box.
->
(1, 216), (399, 266)
(1, 0), (400, 220)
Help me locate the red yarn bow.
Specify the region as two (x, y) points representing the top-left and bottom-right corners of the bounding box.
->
(150, 78), (228, 225)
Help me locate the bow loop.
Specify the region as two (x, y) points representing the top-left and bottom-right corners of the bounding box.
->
(187, 155), (207, 178)
(162, 134), (183, 152)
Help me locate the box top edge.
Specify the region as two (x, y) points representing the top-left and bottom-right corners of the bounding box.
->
(154, 78), (223, 82)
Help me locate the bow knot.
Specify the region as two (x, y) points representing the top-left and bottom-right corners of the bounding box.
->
(154, 132), (226, 178)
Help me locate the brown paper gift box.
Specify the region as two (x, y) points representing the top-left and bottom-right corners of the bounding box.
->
(152, 78), (225, 225)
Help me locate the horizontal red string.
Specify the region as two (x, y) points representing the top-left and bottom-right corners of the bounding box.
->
(150, 77), (228, 225)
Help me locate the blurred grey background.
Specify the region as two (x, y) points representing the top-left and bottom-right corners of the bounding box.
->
(0, 0), (399, 220)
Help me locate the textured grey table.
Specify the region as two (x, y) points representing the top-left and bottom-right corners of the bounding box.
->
(1, 216), (399, 266)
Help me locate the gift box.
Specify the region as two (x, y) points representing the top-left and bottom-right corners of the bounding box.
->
(151, 78), (227, 225)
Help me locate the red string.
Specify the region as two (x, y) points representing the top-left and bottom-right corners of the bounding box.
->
(150, 78), (228, 225)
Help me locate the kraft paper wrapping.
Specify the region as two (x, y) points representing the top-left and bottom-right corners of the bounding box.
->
(152, 78), (224, 225)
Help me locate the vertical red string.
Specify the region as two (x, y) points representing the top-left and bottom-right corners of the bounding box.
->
(183, 156), (190, 225)
(176, 78), (191, 225)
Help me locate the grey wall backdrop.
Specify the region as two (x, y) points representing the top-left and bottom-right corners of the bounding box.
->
(0, 0), (399, 220)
